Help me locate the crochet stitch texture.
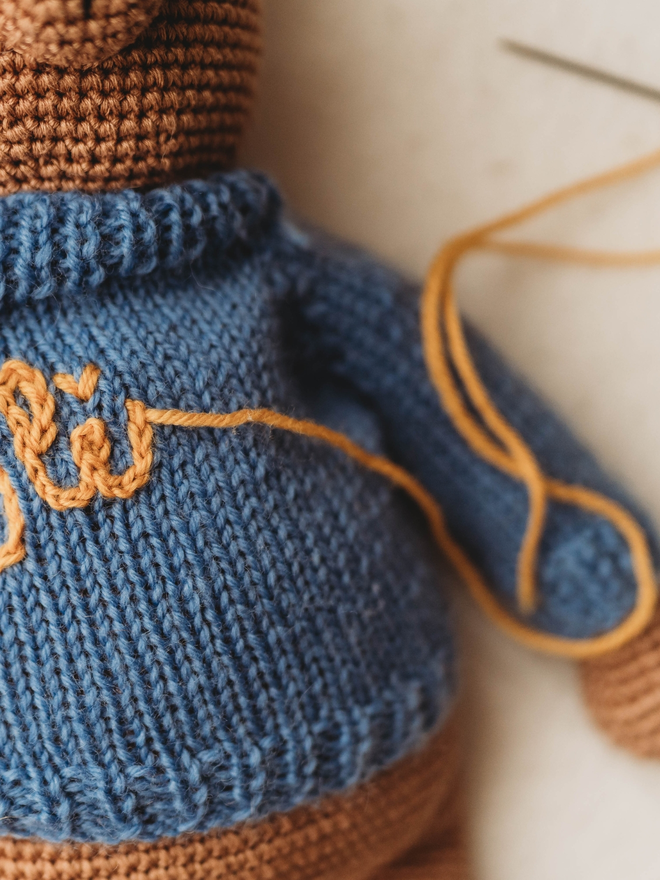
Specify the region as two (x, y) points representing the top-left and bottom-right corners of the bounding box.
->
(283, 229), (659, 640)
(0, 0), (163, 67)
(0, 170), (655, 844)
(0, 0), (261, 194)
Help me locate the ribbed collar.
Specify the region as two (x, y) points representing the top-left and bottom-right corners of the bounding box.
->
(0, 171), (282, 307)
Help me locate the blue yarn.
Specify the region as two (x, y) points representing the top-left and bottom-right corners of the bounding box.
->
(281, 227), (660, 638)
(0, 171), (280, 305)
(0, 171), (654, 844)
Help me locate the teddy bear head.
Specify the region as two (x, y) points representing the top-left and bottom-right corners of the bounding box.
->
(0, 0), (261, 194)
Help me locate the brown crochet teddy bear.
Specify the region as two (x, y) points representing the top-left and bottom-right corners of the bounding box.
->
(0, 3), (656, 880)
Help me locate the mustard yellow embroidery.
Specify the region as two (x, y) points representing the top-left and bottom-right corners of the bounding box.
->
(0, 466), (25, 576)
(53, 363), (101, 402)
(0, 360), (152, 515)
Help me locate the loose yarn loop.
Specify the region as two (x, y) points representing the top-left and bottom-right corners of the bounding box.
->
(0, 0), (164, 68)
(420, 146), (660, 657)
(143, 412), (652, 659)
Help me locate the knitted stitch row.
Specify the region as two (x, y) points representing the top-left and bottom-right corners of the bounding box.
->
(582, 603), (660, 757)
(0, 170), (280, 303)
(0, 717), (464, 880)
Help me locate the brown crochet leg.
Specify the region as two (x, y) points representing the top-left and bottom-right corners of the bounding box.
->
(581, 606), (660, 758)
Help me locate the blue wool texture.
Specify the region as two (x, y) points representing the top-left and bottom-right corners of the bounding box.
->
(0, 171), (654, 845)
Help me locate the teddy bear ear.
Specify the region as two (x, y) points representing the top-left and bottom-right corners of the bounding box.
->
(0, 0), (164, 68)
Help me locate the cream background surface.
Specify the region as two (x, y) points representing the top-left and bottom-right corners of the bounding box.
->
(242, 3), (660, 878)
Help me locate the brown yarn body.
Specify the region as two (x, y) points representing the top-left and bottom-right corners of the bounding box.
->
(0, 0), (261, 194)
(0, 718), (469, 880)
(582, 608), (660, 758)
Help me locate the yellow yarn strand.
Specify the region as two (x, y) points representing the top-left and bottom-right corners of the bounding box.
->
(144, 397), (656, 659)
(419, 146), (660, 657)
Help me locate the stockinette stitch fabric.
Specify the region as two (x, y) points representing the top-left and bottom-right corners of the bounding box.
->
(0, 171), (455, 844)
(278, 233), (659, 642)
(0, 169), (657, 851)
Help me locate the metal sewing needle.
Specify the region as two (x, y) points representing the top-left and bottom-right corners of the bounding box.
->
(501, 38), (660, 104)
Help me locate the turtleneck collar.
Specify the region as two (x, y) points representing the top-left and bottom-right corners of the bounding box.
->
(0, 171), (282, 308)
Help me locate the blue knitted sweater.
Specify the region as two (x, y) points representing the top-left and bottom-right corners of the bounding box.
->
(0, 171), (654, 844)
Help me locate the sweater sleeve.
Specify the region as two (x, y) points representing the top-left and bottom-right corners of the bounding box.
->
(278, 224), (659, 641)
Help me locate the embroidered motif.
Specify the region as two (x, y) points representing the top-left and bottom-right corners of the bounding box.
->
(0, 360), (153, 573)
(53, 364), (101, 402)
